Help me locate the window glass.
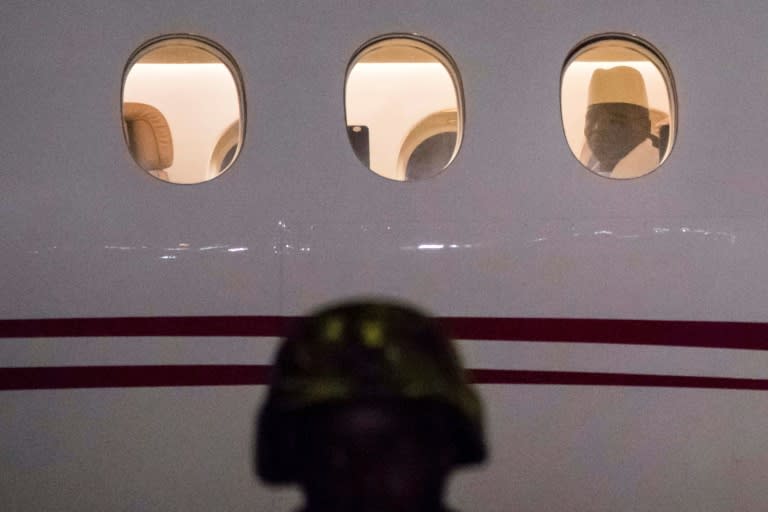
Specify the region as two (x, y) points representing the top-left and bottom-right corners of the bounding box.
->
(345, 35), (463, 181)
(561, 34), (676, 179)
(122, 36), (245, 184)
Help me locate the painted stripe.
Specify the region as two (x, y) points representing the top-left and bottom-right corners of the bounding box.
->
(471, 370), (768, 389)
(4, 316), (768, 391)
(3, 365), (768, 391)
(0, 365), (271, 390)
(0, 316), (286, 338)
(4, 338), (768, 380)
(446, 317), (768, 350)
(456, 341), (768, 380)
(2, 316), (768, 350)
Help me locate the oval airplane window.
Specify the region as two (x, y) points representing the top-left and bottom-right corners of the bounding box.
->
(561, 34), (676, 179)
(345, 34), (464, 181)
(122, 35), (245, 184)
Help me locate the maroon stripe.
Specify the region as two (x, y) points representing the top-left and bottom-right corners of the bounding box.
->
(0, 316), (286, 338)
(0, 365), (272, 390)
(3, 316), (768, 351)
(3, 366), (768, 391)
(470, 369), (768, 390)
(443, 317), (768, 350)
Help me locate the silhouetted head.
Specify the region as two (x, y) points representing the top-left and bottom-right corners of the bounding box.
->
(297, 400), (457, 512)
(585, 66), (651, 171)
(255, 300), (486, 512)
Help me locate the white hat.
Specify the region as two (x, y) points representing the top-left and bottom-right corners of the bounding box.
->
(587, 66), (649, 108)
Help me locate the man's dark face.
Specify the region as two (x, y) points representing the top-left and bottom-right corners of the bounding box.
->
(585, 103), (651, 169)
(298, 402), (454, 512)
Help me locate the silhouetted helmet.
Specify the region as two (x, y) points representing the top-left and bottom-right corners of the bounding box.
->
(256, 300), (486, 483)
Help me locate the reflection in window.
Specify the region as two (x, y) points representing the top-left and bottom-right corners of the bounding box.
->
(561, 34), (676, 179)
(122, 35), (245, 184)
(345, 35), (463, 181)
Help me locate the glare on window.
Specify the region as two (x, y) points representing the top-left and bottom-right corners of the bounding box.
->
(345, 34), (464, 181)
(561, 34), (676, 179)
(122, 35), (245, 184)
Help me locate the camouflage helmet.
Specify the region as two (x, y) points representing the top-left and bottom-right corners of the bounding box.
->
(256, 300), (486, 483)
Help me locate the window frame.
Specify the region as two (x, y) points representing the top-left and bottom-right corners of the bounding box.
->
(121, 33), (247, 184)
(560, 32), (678, 180)
(344, 32), (466, 182)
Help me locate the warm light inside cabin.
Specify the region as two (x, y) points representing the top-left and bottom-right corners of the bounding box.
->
(122, 39), (244, 184)
(561, 39), (676, 179)
(345, 37), (463, 181)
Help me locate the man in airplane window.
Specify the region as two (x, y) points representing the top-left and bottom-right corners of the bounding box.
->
(582, 66), (660, 178)
(255, 300), (486, 512)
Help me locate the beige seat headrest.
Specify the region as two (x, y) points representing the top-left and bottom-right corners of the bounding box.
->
(588, 66), (649, 108)
(123, 102), (174, 170)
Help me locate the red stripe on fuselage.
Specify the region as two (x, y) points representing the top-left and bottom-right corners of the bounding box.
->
(2, 366), (768, 391)
(2, 316), (768, 351)
(4, 316), (768, 391)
